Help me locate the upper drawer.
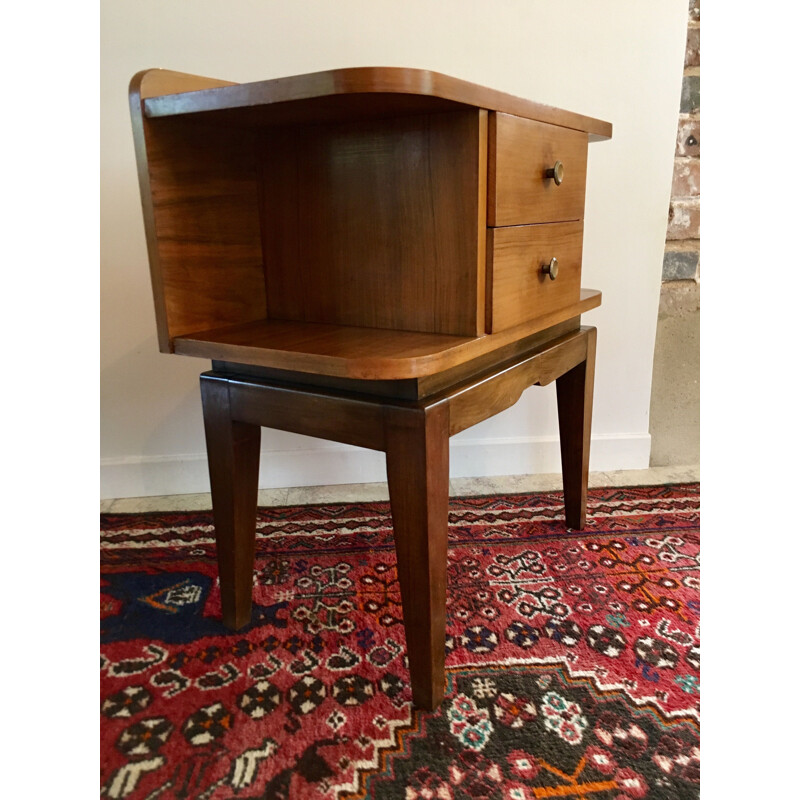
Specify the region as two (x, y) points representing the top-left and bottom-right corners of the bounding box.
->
(488, 112), (588, 227)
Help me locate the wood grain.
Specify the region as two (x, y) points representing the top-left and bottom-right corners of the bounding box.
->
(259, 110), (485, 336)
(130, 71), (240, 349)
(140, 67), (612, 141)
(172, 290), (602, 379)
(447, 329), (588, 435)
(487, 221), (584, 333)
(489, 113), (589, 227)
(415, 317), (580, 398)
(227, 378), (386, 451)
(208, 316), (578, 402)
(133, 66), (611, 713)
(199, 323), (598, 705)
(384, 403), (450, 710)
(200, 374), (262, 630)
(130, 76), (267, 347)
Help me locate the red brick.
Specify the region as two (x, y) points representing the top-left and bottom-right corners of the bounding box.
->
(685, 26), (699, 68)
(671, 157), (700, 197)
(676, 116), (699, 157)
(666, 199), (700, 240)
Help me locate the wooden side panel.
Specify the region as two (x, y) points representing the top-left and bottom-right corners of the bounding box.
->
(259, 110), (484, 336)
(488, 222), (584, 333)
(131, 70), (267, 348)
(146, 119), (267, 341)
(489, 113), (588, 227)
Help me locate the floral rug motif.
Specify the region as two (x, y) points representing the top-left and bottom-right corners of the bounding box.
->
(100, 484), (699, 799)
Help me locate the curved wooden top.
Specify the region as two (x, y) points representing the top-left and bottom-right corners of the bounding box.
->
(137, 67), (612, 140)
(172, 289), (602, 380)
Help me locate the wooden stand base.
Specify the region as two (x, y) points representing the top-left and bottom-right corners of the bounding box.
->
(200, 325), (596, 710)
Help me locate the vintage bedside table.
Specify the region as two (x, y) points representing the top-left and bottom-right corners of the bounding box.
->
(129, 67), (612, 710)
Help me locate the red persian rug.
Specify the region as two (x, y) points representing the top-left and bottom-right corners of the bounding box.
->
(101, 484), (699, 800)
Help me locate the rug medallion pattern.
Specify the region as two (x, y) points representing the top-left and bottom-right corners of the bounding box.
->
(101, 484), (700, 799)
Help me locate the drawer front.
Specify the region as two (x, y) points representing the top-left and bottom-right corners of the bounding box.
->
(487, 221), (583, 333)
(489, 112), (588, 227)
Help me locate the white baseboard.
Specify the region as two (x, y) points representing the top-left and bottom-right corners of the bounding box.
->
(101, 433), (650, 500)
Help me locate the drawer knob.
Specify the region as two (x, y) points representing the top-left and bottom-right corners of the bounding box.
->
(541, 257), (559, 281)
(545, 160), (565, 186)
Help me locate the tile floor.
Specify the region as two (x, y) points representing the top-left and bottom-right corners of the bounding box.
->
(100, 465), (699, 513)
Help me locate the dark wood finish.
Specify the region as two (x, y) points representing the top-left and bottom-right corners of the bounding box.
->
(200, 375), (262, 630)
(227, 378), (386, 451)
(488, 112), (589, 227)
(212, 360), (424, 402)
(448, 329), (588, 435)
(140, 67), (613, 142)
(475, 110), (489, 334)
(259, 110), (487, 336)
(487, 221), (584, 333)
(198, 326), (597, 708)
(384, 404), (450, 711)
(556, 326), (597, 529)
(172, 290), (601, 379)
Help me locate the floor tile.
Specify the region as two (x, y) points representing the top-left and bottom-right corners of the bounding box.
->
(102, 466), (699, 513)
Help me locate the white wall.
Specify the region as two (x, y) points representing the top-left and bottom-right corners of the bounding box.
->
(100, 0), (689, 499)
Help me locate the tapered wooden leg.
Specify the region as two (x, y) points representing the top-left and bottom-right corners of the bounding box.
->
(384, 403), (450, 710)
(556, 327), (597, 530)
(200, 374), (262, 630)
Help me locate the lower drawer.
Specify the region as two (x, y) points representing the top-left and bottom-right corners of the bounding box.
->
(487, 221), (584, 333)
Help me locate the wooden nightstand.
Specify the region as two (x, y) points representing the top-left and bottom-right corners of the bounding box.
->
(129, 67), (611, 710)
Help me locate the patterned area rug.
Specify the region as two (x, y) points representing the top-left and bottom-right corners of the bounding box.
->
(100, 484), (700, 799)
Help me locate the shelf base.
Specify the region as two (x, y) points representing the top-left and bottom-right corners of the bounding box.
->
(174, 289), (601, 380)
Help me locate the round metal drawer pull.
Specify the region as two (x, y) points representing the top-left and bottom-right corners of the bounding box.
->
(545, 160), (564, 185)
(541, 257), (559, 281)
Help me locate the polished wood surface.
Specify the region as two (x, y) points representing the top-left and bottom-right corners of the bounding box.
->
(487, 221), (584, 333)
(200, 375), (262, 630)
(173, 290), (601, 379)
(140, 67), (612, 142)
(209, 317), (581, 402)
(132, 67), (610, 711)
(131, 71), (246, 348)
(447, 329), (588, 435)
(130, 74), (266, 349)
(199, 325), (598, 709)
(229, 379), (386, 451)
(556, 326), (597, 529)
(131, 68), (609, 358)
(385, 404), (450, 709)
(414, 317), (581, 398)
(259, 110), (487, 336)
(489, 113), (589, 227)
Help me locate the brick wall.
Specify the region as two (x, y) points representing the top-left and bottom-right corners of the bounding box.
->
(663, 0), (699, 281)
